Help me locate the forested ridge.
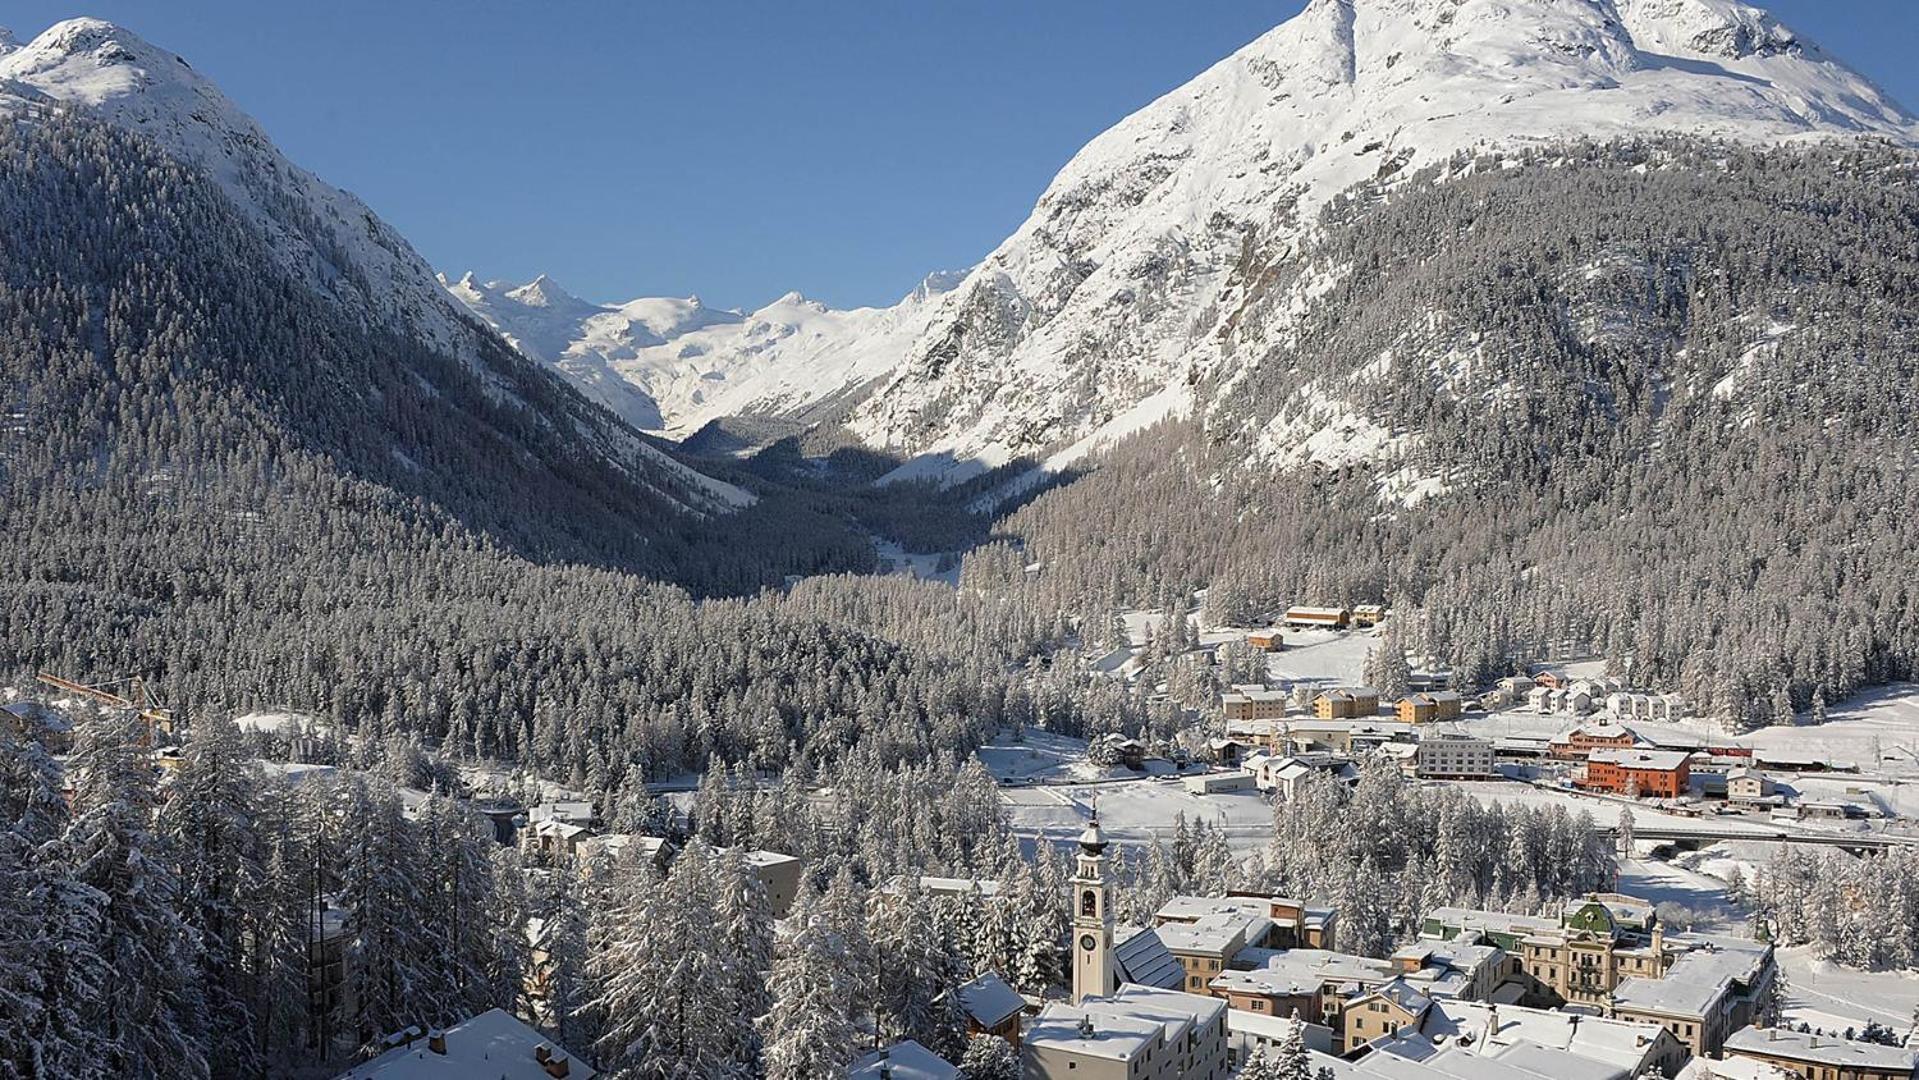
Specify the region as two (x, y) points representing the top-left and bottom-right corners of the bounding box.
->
(974, 139), (1919, 729)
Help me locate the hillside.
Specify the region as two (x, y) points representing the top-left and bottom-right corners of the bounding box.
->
(830, 0), (1916, 484)
(974, 138), (1919, 728)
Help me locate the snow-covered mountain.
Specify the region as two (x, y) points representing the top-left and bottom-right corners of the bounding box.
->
(838, 0), (1917, 484)
(0, 17), (749, 513)
(0, 18), (478, 356)
(444, 270), (965, 439)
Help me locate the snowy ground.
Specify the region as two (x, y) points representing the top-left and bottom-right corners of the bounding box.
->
(1262, 627), (1379, 688)
(1001, 777), (1274, 852)
(871, 539), (962, 586)
(1615, 847), (1919, 1032)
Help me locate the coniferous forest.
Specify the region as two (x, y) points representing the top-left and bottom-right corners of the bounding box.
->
(0, 82), (1918, 1079)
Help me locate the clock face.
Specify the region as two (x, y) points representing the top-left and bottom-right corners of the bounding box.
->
(1080, 933), (1098, 952)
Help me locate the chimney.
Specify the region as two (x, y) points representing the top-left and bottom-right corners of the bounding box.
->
(536, 1045), (552, 1064)
(1079, 1015), (1096, 1040)
(427, 1028), (446, 1055)
(543, 1054), (571, 1079)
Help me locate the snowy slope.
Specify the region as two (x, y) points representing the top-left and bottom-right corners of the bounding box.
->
(0, 18), (477, 356)
(0, 17), (750, 512)
(446, 270), (964, 438)
(843, 0), (1917, 484)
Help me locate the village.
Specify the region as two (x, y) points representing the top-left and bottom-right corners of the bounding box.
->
(12, 600), (1919, 1080)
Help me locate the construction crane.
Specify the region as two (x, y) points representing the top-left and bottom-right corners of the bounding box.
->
(35, 672), (176, 744)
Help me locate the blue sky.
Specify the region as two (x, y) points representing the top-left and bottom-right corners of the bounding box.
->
(9, 2), (1915, 310)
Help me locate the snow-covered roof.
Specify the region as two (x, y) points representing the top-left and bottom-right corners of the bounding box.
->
(1025, 1003), (1162, 1061)
(335, 1009), (596, 1080)
(1724, 1026), (1919, 1071)
(1156, 911), (1269, 956)
(1586, 749), (1690, 771)
(956, 972), (1024, 1028)
(1417, 999), (1669, 1078)
(1113, 927), (1185, 990)
(1612, 936), (1771, 1020)
(847, 1040), (959, 1080)
(1212, 949), (1396, 997)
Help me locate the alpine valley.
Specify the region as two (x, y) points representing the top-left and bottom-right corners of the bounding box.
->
(2, 3), (1919, 1078)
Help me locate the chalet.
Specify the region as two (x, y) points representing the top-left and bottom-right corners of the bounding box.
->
(1094, 733), (1148, 770)
(1351, 604), (1387, 628)
(1533, 671), (1570, 690)
(1581, 749), (1691, 798)
(522, 818), (591, 859)
(1208, 736), (1254, 766)
(1284, 606), (1350, 630)
(1245, 629), (1284, 652)
(1724, 1026), (1919, 1080)
(1250, 753), (1360, 801)
(957, 972), (1025, 1047)
(337, 1009), (596, 1080)
(1314, 687), (1382, 720)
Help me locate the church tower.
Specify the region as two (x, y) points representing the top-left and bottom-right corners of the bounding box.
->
(1071, 814), (1115, 1004)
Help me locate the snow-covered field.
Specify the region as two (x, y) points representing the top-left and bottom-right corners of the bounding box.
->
(1001, 778), (1274, 852)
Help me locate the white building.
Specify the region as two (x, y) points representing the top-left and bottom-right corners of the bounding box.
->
(1024, 985), (1230, 1080)
(1414, 732), (1496, 779)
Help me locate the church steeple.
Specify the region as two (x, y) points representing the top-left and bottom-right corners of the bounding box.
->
(1071, 809), (1115, 1004)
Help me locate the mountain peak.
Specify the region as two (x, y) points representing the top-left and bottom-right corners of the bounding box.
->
(0, 18), (478, 357)
(848, 0), (1918, 482)
(506, 273), (584, 310)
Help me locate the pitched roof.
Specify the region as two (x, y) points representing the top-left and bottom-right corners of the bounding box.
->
(334, 1009), (597, 1080)
(956, 972), (1024, 1028)
(848, 1040), (961, 1080)
(1113, 927), (1185, 990)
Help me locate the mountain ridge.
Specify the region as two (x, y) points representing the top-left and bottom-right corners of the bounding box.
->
(833, 0), (1916, 485)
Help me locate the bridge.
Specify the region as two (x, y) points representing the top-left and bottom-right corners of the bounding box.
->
(1598, 822), (1919, 852)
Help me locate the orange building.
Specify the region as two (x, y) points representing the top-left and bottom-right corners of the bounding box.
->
(1582, 749), (1691, 798)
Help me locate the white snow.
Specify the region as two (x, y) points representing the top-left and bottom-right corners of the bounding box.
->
(445, 269), (964, 439)
(0, 19), (477, 359)
(834, 0), (1916, 483)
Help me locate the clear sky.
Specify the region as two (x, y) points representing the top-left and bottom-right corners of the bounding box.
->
(7, 2), (1914, 310)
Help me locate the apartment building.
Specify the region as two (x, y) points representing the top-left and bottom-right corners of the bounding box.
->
(1023, 985), (1229, 1080)
(1421, 895), (1776, 1034)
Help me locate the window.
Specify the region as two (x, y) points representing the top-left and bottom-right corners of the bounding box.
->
(1082, 890), (1098, 917)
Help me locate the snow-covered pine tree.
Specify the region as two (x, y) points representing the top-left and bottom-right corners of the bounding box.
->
(61, 708), (209, 1078)
(958, 1032), (1020, 1080)
(158, 713), (267, 1079)
(762, 885), (862, 1080)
